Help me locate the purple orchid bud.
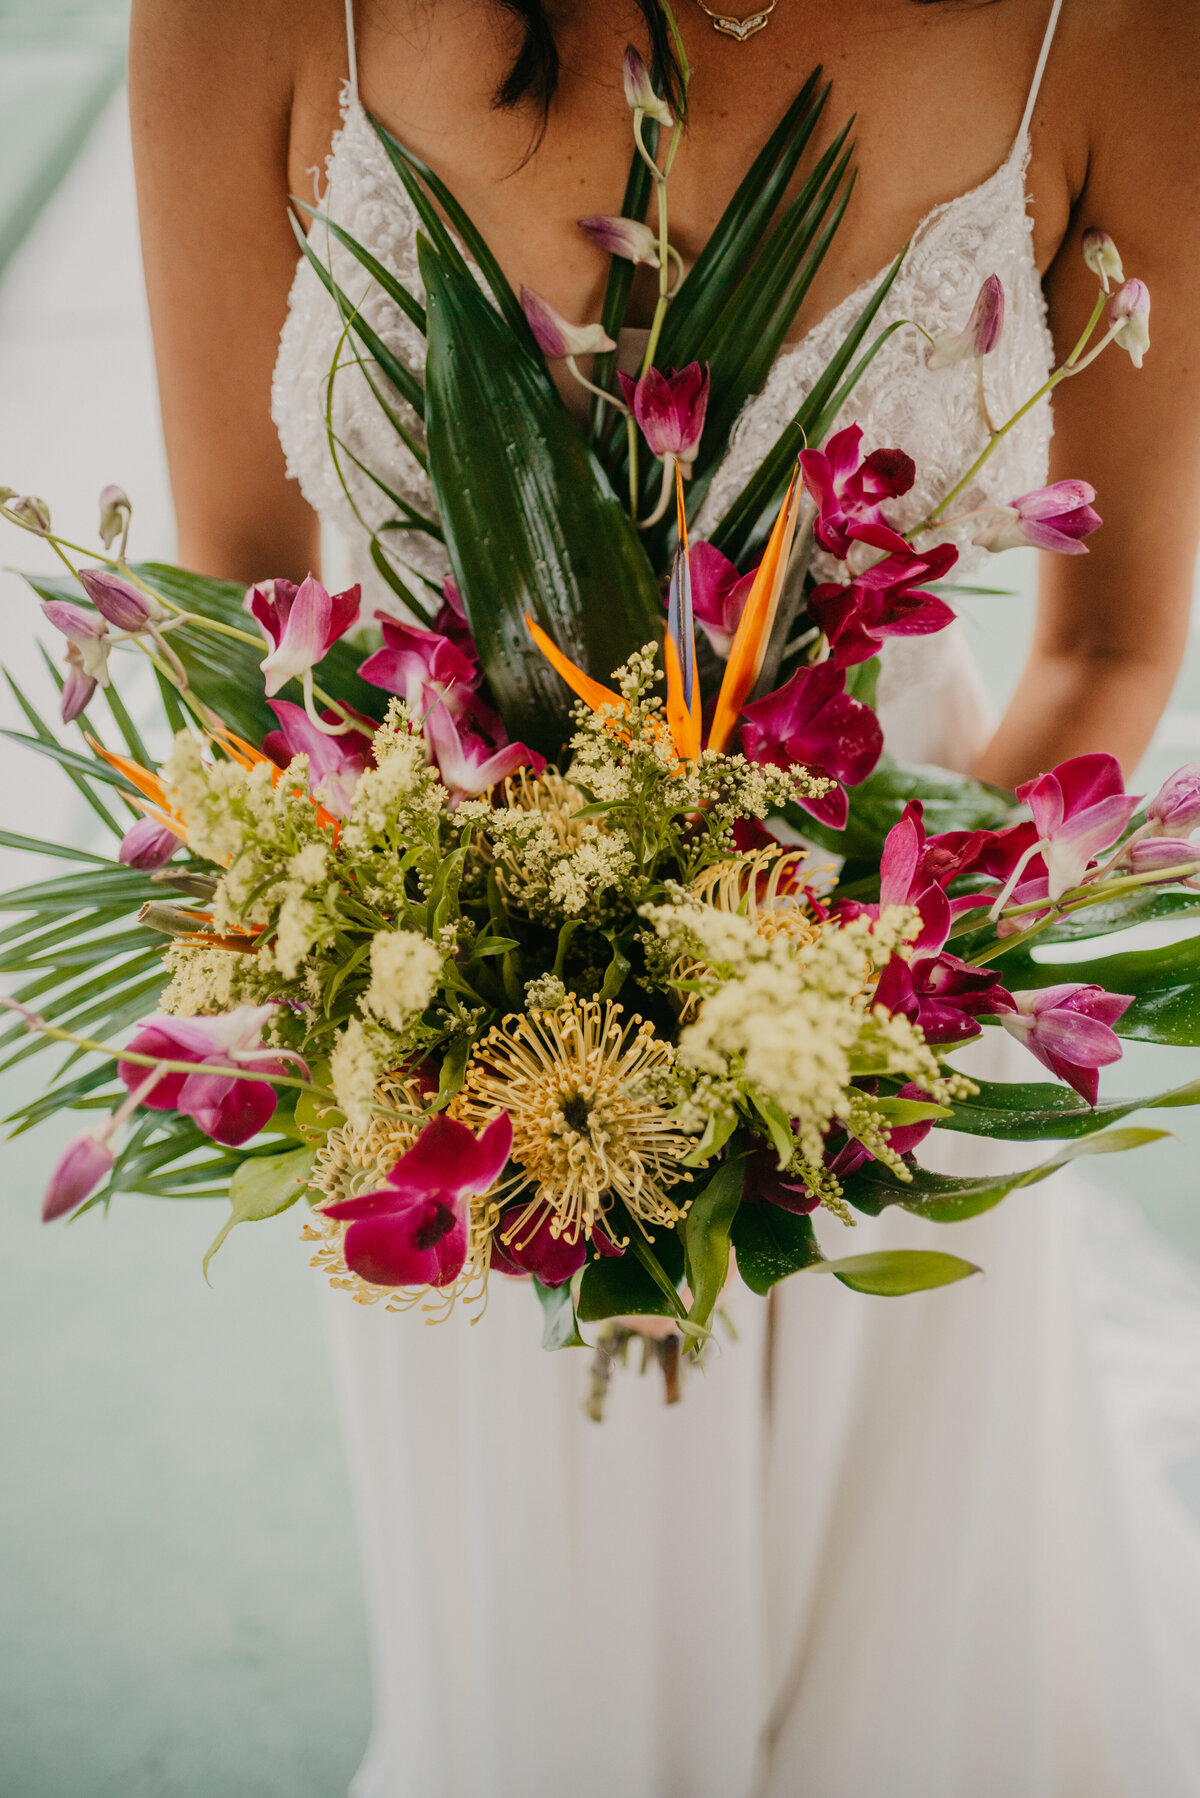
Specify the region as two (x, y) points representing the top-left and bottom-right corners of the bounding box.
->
(322, 1112), (513, 1287)
(1015, 752), (1141, 902)
(423, 696), (545, 805)
(1109, 279), (1150, 368)
(1082, 229), (1124, 293)
(78, 567), (165, 632)
(43, 1132), (113, 1221)
(972, 480), (1102, 555)
(97, 484), (131, 552)
(119, 815), (180, 870)
(519, 286), (616, 361)
(9, 494), (51, 533)
(578, 214), (660, 267)
(118, 1004), (307, 1147)
(1148, 764), (1200, 835)
(1126, 837), (1200, 883)
(926, 274), (1005, 367)
(1000, 983), (1132, 1106)
(741, 661), (883, 830)
(622, 45), (673, 125)
(245, 574), (361, 697)
(42, 600), (112, 714)
(61, 645), (98, 723)
(617, 362), (710, 466)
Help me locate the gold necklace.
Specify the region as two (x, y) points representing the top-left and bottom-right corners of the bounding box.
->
(692, 0), (779, 41)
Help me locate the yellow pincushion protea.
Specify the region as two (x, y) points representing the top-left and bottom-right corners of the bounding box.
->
(454, 997), (697, 1250)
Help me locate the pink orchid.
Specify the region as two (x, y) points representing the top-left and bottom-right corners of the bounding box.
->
(1000, 984), (1132, 1105)
(687, 541), (757, 658)
(1148, 765), (1200, 836)
(245, 575), (361, 697)
(359, 614), (484, 722)
(618, 363), (710, 467)
(41, 600), (111, 721)
(926, 273), (1006, 367)
(490, 1208), (622, 1287)
(1082, 230), (1124, 293)
(118, 1004), (306, 1147)
(1013, 752), (1141, 903)
(972, 481), (1102, 556)
(263, 699), (375, 819)
(423, 698), (545, 805)
(42, 1133), (114, 1222)
(322, 1112), (513, 1288)
(740, 661), (883, 829)
(1110, 279), (1150, 368)
(118, 815), (179, 870)
(1125, 837), (1200, 884)
(622, 44), (674, 125)
(799, 424), (916, 559)
(809, 538), (958, 669)
(520, 286), (615, 361)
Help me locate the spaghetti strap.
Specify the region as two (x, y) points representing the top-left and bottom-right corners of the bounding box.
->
(344, 0), (359, 103)
(1015, 0), (1063, 144)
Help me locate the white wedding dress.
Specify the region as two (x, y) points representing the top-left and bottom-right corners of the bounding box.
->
(272, 4), (1200, 1792)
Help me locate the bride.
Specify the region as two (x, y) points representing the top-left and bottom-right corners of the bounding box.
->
(129, 2), (1200, 1793)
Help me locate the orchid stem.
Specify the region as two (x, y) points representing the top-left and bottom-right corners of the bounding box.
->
(967, 861), (1200, 966)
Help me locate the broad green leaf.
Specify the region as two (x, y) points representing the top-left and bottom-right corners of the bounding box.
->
(815, 1248), (979, 1296)
(682, 1155), (746, 1330)
(577, 1247), (676, 1322)
(419, 236), (662, 757)
(534, 1276), (586, 1350)
(844, 1126), (1171, 1223)
(938, 1073), (1200, 1140)
(202, 1146), (316, 1278)
(992, 932), (1200, 1046)
(730, 1202), (823, 1294)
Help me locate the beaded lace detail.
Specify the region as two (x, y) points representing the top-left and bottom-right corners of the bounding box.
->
(272, 91), (1056, 768)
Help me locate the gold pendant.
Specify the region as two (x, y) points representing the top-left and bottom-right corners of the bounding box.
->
(708, 10), (772, 38)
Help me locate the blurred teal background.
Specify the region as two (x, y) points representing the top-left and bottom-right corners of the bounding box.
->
(1, 12), (1199, 1797)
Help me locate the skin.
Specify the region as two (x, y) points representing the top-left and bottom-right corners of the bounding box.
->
(129, 0), (1200, 788)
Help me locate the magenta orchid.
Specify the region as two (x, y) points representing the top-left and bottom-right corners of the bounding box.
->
(490, 1208), (622, 1287)
(359, 614), (483, 721)
(423, 698), (545, 805)
(740, 661), (883, 829)
(520, 286), (615, 361)
(245, 575), (361, 698)
(431, 577), (477, 660)
(799, 423), (915, 559)
(808, 538), (958, 669)
(118, 1004), (307, 1147)
(118, 815), (180, 870)
(321, 1112), (513, 1288)
(687, 541), (757, 658)
(875, 948), (1014, 1045)
(1000, 984), (1132, 1105)
(263, 699), (375, 819)
(972, 480), (1102, 555)
(619, 362), (710, 468)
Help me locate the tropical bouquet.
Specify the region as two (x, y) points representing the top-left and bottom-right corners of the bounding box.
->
(2, 34), (1197, 1406)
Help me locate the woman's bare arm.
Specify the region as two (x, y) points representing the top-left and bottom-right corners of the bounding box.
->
(129, 0), (323, 584)
(974, 0), (1200, 788)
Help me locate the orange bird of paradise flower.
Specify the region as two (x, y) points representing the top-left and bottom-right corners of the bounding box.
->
(526, 462), (800, 765)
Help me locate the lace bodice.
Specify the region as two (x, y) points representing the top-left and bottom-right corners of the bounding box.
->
(272, 5), (1062, 769)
